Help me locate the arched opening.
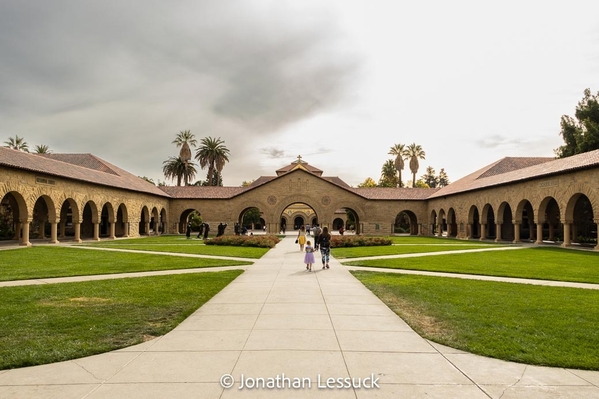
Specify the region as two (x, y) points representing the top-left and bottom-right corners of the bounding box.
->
(240, 207), (263, 233)
(100, 203), (115, 237)
(482, 204), (496, 239)
(32, 196), (53, 239)
(394, 210), (418, 235)
(468, 205), (480, 239)
(140, 206), (150, 235)
(115, 203), (129, 237)
(516, 200), (535, 241)
(82, 201), (98, 239)
(281, 203), (317, 231)
(438, 209), (446, 237)
(498, 202), (514, 241)
(0, 192), (26, 241)
(430, 210), (438, 236)
(59, 199), (78, 239)
(159, 208), (167, 234)
(539, 197), (562, 242)
(567, 194), (596, 246)
(447, 208), (457, 238)
(178, 208), (201, 234)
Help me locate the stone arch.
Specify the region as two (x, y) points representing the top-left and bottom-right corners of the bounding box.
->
(159, 207), (168, 234)
(0, 191), (29, 244)
(438, 209), (447, 237)
(429, 209), (438, 236)
(115, 203), (129, 237)
(467, 205), (480, 239)
(564, 193), (596, 246)
(446, 207), (457, 238)
(537, 196), (562, 243)
(496, 201), (514, 242)
(100, 202), (115, 238)
(150, 207), (160, 235)
(31, 195), (57, 240)
(515, 199), (535, 241)
(239, 205), (266, 232)
(394, 210), (419, 235)
(58, 198), (79, 241)
(140, 205), (150, 235)
(82, 200), (100, 240)
(481, 203), (496, 240)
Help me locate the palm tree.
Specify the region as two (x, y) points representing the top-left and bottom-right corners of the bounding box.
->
(405, 143), (426, 188)
(162, 156), (197, 186)
(172, 130), (197, 185)
(388, 143), (406, 187)
(34, 144), (51, 154)
(195, 136), (230, 186)
(4, 135), (29, 152)
(379, 159), (398, 187)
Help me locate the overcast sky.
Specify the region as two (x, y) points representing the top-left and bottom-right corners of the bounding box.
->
(1, 1), (599, 187)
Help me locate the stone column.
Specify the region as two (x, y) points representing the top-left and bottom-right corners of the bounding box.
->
(145, 222), (151, 236)
(418, 223), (423, 236)
(437, 223), (443, 237)
(513, 223), (520, 244)
(50, 221), (59, 244)
(480, 223), (487, 240)
(561, 222), (572, 247)
(123, 222), (130, 237)
(74, 222), (82, 243)
(93, 222), (100, 240)
(535, 223), (543, 244)
(109, 222), (116, 239)
(20, 220), (31, 246)
(495, 223), (502, 242)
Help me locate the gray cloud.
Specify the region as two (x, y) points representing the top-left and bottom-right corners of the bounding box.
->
(475, 134), (527, 149)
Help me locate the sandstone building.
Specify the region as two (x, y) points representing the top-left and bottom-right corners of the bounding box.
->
(1, 147), (597, 249)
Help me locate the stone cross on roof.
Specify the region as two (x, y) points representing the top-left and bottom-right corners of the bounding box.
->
(296, 155), (302, 163)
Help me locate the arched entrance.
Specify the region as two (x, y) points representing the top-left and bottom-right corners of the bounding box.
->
(538, 197), (562, 243)
(468, 205), (480, 239)
(395, 210), (418, 235)
(565, 193), (596, 247)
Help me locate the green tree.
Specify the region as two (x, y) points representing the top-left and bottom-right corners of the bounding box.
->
(140, 176), (155, 185)
(33, 144), (51, 154)
(555, 89), (599, 158)
(405, 143), (426, 188)
(379, 159), (399, 187)
(242, 207), (261, 227)
(438, 168), (450, 187)
(388, 143), (406, 187)
(357, 177), (377, 187)
(162, 156), (197, 186)
(3, 135), (29, 152)
(195, 137), (230, 186)
(421, 166), (438, 188)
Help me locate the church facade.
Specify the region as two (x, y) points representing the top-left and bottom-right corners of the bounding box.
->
(1, 147), (598, 249)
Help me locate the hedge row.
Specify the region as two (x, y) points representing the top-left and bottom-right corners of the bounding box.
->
(330, 236), (392, 248)
(205, 235), (281, 248)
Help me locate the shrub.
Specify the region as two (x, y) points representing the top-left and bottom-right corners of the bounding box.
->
(205, 235), (281, 248)
(330, 236), (392, 248)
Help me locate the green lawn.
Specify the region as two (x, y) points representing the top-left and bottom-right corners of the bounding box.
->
(352, 271), (599, 370)
(0, 271), (243, 370)
(0, 246), (252, 281)
(388, 236), (498, 245)
(344, 247), (599, 284)
(333, 244), (503, 258)
(78, 236), (269, 258)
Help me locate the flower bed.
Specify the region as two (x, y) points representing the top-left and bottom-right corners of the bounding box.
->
(205, 235), (281, 248)
(330, 236), (392, 248)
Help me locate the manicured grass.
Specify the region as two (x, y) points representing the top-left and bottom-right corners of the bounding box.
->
(388, 236), (500, 245)
(352, 271), (599, 370)
(0, 247), (251, 281)
(0, 271), (243, 370)
(333, 244), (502, 259)
(79, 236), (269, 258)
(345, 247), (599, 284)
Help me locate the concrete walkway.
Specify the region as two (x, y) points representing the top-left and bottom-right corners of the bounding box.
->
(1, 237), (599, 398)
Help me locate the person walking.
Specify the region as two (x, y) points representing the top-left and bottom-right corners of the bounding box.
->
(186, 222), (192, 239)
(317, 226), (332, 269)
(203, 223), (210, 240)
(297, 225), (307, 251)
(197, 223), (204, 239)
(312, 224), (322, 250)
(304, 240), (315, 272)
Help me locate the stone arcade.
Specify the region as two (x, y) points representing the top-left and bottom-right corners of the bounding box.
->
(1, 147), (598, 250)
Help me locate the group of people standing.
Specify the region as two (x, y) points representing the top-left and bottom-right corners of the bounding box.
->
(298, 224), (331, 272)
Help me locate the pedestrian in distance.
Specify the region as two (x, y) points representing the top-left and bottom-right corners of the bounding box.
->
(317, 226), (331, 269)
(312, 224), (322, 250)
(197, 223), (204, 239)
(304, 240), (315, 272)
(186, 222), (192, 239)
(203, 223), (210, 240)
(297, 225), (307, 251)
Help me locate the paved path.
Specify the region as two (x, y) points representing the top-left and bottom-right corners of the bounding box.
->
(1, 237), (599, 398)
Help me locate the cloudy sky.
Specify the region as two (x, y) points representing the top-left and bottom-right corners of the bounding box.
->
(1, 1), (599, 187)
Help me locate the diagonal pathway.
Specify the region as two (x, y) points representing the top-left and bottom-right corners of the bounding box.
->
(1, 237), (598, 399)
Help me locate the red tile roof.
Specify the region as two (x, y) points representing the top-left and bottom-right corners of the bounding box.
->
(349, 187), (441, 200)
(158, 185), (247, 199)
(0, 147), (168, 197)
(430, 150), (599, 198)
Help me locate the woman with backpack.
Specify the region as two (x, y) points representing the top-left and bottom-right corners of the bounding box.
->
(317, 226), (332, 269)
